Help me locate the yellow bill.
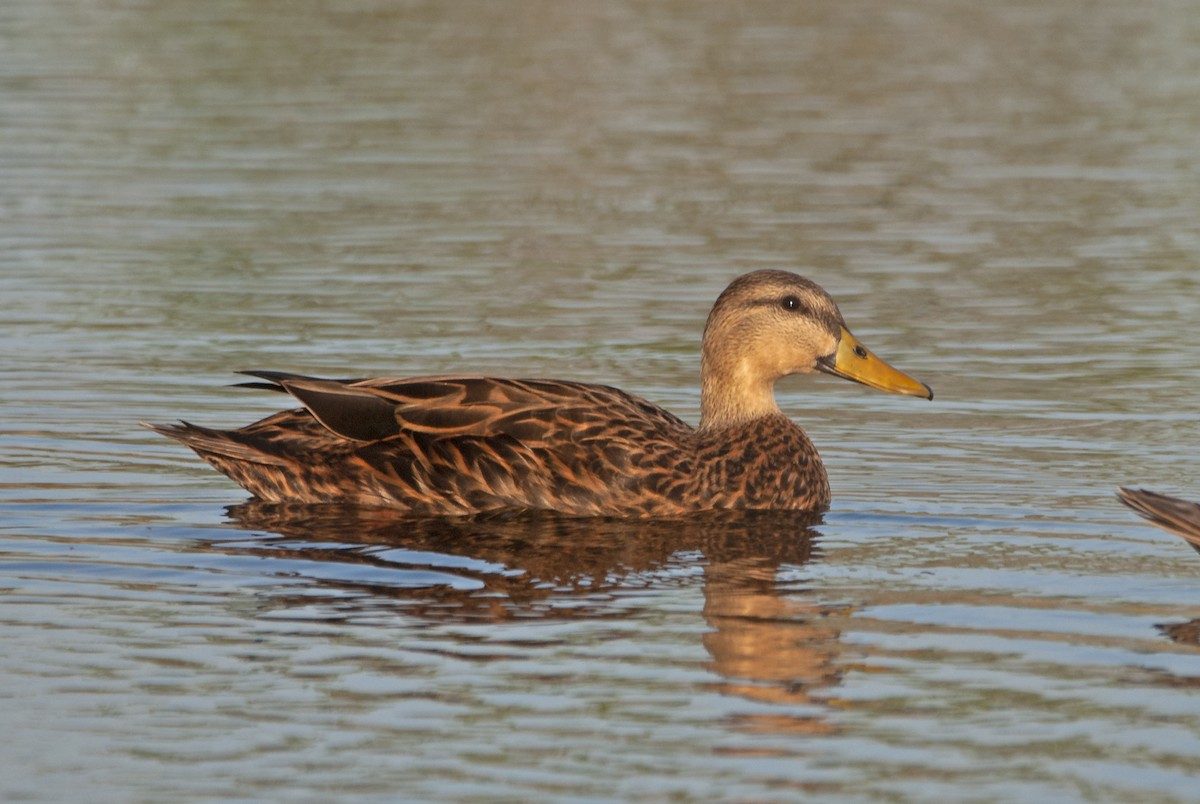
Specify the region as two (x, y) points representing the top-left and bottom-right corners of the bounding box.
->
(817, 327), (933, 400)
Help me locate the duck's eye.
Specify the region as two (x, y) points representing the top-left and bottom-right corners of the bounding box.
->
(781, 295), (801, 312)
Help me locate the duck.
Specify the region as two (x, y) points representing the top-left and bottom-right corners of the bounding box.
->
(1116, 487), (1200, 554)
(145, 270), (932, 517)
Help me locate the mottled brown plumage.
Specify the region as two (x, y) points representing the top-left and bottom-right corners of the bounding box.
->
(146, 270), (932, 516)
(1117, 487), (1200, 554)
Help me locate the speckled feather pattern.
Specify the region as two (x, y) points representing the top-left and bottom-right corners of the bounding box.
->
(149, 375), (830, 516)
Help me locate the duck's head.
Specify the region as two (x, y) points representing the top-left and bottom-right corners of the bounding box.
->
(699, 270), (932, 429)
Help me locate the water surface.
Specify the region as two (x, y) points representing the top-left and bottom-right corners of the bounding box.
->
(4, 0), (1200, 800)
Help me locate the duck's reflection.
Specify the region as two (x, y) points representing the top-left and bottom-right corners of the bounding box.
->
(702, 554), (843, 735)
(221, 503), (846, 731)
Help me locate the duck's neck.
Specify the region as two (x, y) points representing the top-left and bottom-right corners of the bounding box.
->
(698, 352), (781, 431)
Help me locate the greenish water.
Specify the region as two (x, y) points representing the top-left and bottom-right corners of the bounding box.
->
(4, 0), (1200, 800)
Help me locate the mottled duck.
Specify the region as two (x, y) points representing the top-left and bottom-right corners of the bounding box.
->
(146, 270), (933, 516)
(1117, 487), (1200, 554)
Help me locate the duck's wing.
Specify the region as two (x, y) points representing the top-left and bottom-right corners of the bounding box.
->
(240, 371), (692, 445)
(183, 372), (698, 515)
(1117, 487), (1200, 553)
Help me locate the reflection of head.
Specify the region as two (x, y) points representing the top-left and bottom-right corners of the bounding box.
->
(704, 553), (843, 732)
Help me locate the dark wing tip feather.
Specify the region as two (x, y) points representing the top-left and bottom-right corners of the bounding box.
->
(234, 371), (370, 394)
(236, 370), (319, 387)
(232, 382), (290, 392)
(238, 369), (367, 383)
(281, 379), (402, 442)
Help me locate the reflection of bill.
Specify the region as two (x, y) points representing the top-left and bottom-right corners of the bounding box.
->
(220, 504), (846, 726)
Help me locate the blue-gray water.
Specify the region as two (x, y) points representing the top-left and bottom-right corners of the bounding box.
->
(4, 1), (1200, 800)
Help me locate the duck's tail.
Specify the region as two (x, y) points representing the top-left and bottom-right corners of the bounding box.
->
(1117, 486), (1200, 554)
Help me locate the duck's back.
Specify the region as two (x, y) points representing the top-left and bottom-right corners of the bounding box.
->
(151, 375), (697, 516)
(151, 374), (830, 516)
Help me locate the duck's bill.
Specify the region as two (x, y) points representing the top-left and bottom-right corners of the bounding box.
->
(816, 327), (933, 400)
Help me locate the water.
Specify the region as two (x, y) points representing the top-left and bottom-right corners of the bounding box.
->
(4, 0), (1200, 800)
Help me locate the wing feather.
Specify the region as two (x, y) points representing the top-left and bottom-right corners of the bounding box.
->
(264, 374), (691, 445)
